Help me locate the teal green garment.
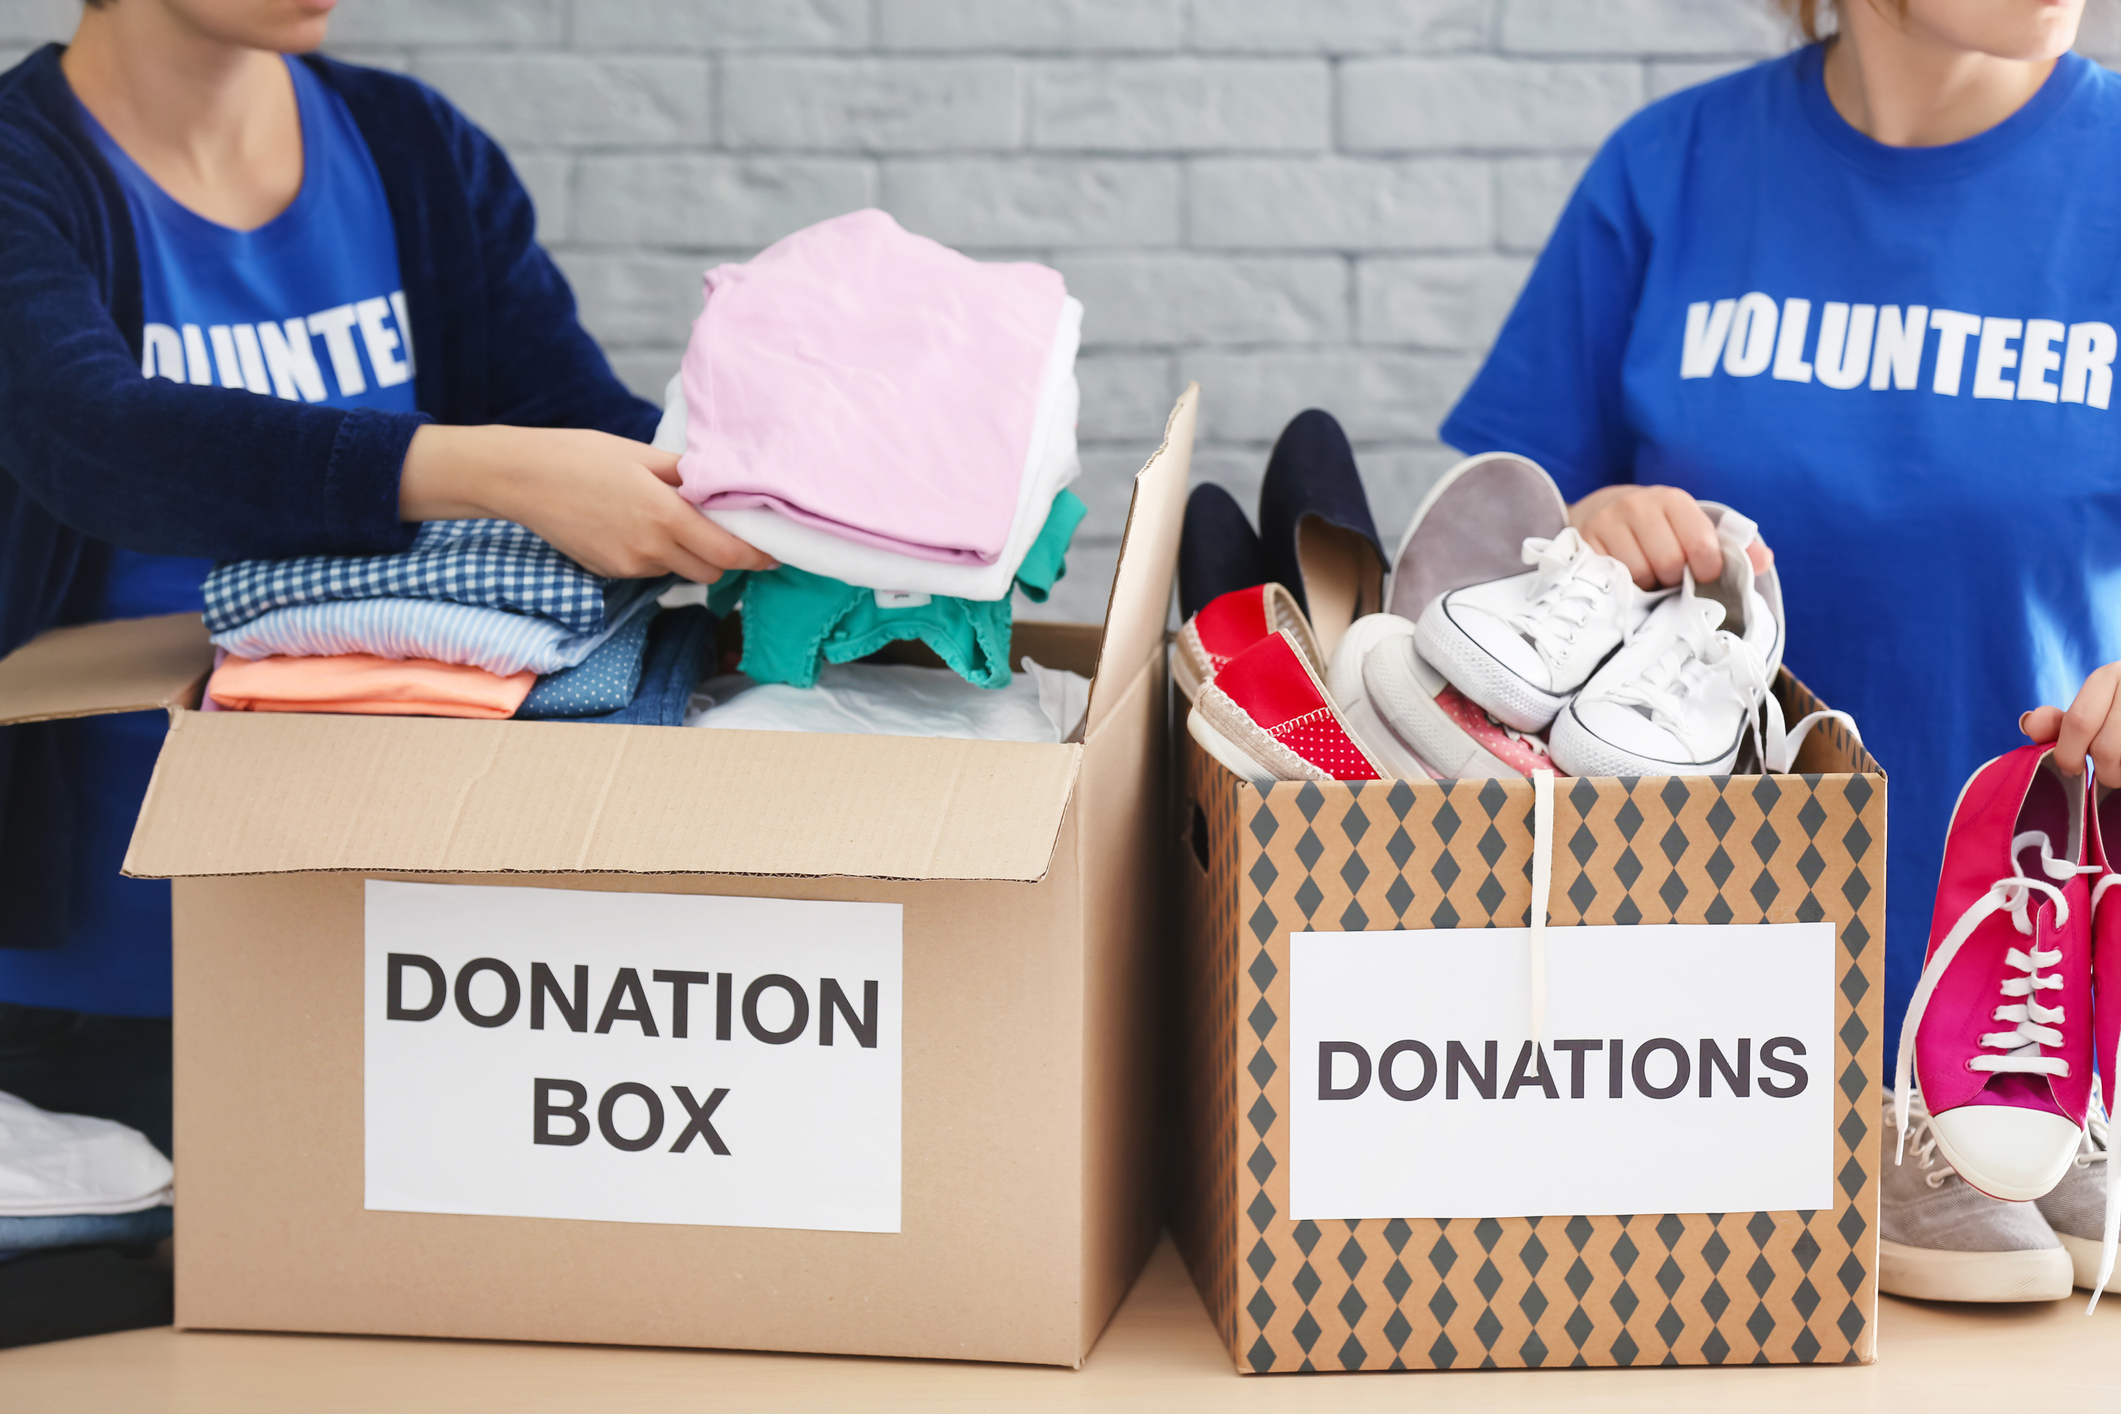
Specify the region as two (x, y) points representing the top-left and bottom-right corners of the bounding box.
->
(711, 489), (1085, 689)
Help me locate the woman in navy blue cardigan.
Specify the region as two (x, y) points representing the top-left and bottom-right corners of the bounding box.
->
(0, 1), (762, 1166)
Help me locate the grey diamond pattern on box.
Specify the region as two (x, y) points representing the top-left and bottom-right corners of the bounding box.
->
(1175, 673), (1885, 1374)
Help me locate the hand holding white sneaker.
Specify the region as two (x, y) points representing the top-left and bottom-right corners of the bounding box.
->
(1571, 482), (1775, 590)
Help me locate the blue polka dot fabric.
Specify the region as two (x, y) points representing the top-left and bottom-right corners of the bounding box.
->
(516, 610), (654, 719)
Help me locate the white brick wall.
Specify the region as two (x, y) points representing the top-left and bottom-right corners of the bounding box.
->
(7, 0), (2121, 620)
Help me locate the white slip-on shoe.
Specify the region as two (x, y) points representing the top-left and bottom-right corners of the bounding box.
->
(1361, 618), (1561, 781)
(1881, 1089), (2074, 1303)
(1413, 525), (1668, 732)
(1326, 615), (1442, 781)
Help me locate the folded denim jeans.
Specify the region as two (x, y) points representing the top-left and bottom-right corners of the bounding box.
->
(553, 606), (717, 728)
(0, 1205), (171, 1253)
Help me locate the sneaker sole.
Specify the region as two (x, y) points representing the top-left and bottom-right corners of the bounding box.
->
(1547, 700), (1741, 778)
(1877, 1238), (2073, 1303)
(1412, 597), (1570, 733)
(2055, 1233), (2121, 1292)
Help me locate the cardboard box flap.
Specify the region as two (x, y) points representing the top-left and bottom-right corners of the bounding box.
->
(0, 613), (211, 727)
(1083, 385), (1193, 742)
(126, 712), (1083, 882)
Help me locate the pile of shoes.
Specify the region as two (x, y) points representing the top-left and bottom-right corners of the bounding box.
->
(1888, 744), (2121, 1307)
(1177, 419), (1831, 786)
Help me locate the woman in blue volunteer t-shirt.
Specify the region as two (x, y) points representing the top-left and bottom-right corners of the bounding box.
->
(1441, 0), (2117, 1300)
(0, 1), (768, 1155)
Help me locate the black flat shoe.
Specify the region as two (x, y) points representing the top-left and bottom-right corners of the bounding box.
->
(1178, 481), (1269, 623)
(1257, 409), (1386, 661)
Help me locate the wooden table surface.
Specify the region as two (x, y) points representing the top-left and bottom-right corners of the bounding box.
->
(2, 1236), (2111, 1412)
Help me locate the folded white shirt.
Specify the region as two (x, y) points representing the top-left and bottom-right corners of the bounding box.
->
(0, 1089), (173, 1217)
(654, 297), (1082, 602)
(685, 658), (1090, 745)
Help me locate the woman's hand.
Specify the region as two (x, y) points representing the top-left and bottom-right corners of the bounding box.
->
(2022, 664), (2121, 786)
(1569, 483), (1774, 590)
(399, 424), (773, 583)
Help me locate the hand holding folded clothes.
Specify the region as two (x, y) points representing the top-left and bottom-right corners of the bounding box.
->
(398, 423), (774, 584)
(204, 209), (1089, 738)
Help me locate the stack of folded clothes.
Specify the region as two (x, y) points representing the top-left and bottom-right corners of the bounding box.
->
(201, 518), (712, 726)
(662, 208), (1087, 690)
(0, 1088), (172, 1261)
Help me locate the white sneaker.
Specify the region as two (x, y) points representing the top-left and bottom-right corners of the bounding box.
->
(1547, 510), (1783, 777)
(1326, 615), (1442, 781)
(1413, 526), (1665, 732)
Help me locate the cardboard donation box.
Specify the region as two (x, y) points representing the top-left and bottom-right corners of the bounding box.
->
(1175, 679), (1885, 1373)
(0, 389), (1200, 1368)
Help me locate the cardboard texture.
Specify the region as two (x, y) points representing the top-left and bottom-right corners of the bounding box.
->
(0, 388), (1202, 1367)
(1175, 675), (1886, 1374)
(0, 612), (209, 726)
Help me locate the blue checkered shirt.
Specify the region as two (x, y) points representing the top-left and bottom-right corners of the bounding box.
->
(202, 518), (605, 634)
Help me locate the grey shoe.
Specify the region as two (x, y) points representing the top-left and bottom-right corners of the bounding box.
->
(2033, 1109), (2120, 1294)
(1880, 1090), (2073, 1302)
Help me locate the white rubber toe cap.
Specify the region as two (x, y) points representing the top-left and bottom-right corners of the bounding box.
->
(1929, 1105), (2084, 1202)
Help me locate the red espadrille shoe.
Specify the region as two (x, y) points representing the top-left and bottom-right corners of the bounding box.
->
(1188, 629), (1385, 786)
(1172, 583), (1322, 704)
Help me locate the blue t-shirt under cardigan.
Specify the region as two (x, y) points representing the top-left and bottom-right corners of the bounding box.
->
(0, 45), (657, 982)
(1442, 46), (2121, 1058)
(0, 56), (421, 1015)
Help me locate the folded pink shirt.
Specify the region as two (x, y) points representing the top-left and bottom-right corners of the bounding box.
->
(676, 208), (1065, 567)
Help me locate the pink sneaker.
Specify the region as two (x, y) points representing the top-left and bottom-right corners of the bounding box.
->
(1172, 583), (1321, 705)
(1189, 630), (1386, 786)
(1897, 745), (2098, 1201)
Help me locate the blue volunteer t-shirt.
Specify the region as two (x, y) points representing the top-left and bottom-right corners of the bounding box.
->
(0, 57), (416, 1016)
(1441, 46), (2121, 1059)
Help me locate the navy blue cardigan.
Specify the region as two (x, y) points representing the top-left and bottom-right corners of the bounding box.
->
(0, 45), (659, 949)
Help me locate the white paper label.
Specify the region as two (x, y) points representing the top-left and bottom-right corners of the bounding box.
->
(364, 880), (902, 1233)
(1289, 923), (1835, 1220)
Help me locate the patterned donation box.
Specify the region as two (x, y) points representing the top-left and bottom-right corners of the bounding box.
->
(1175, 672), (1885, 1374)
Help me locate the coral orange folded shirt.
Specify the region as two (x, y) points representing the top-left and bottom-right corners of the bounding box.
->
(207, 653), (535, 719)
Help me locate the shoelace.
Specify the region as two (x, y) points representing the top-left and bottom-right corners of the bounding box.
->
(1893, 832), (2089, 1162)
(1598, 594), (1736, 752)
(2089, 879), (2121, 1313)
(1886, 1088), (1958, 1191)
(1505, 529), (1627, 671)
(2085, 1105), (2121, 1312)
(1590, 580), (1855, 773)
